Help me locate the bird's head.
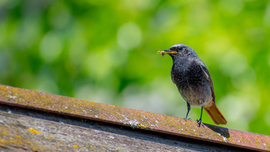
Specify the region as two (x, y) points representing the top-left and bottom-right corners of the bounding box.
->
(160, 44), (198, 59)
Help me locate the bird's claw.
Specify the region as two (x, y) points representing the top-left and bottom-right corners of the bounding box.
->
(183, 117), (192, 120)
(196, 119), (204, 127)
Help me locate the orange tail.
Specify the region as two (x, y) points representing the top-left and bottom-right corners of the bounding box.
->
(203, 103), (227, 125)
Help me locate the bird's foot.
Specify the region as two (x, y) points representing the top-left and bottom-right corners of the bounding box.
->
(183, 117), (192, 120)
(196, 119), (204, 127)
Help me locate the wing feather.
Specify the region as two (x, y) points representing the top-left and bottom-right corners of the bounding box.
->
(198, 62), (216, 103)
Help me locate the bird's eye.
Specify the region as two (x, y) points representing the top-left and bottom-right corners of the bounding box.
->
(179, 47), (183, 50)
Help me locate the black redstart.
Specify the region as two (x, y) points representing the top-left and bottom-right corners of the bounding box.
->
(159, 44), (227, 126)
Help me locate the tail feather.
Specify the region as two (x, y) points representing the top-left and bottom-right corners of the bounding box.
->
(204, 103), (227, 125)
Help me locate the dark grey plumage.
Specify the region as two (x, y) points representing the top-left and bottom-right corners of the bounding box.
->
(169, 44), (213, 108)
(161, 44), (227, 126)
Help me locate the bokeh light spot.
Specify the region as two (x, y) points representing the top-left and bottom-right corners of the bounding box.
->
(117, 22), (142, 50)
(40, 32), (63, 63)
(220, 49), (248, 77)
(264, 109), (270, 127)
(219, 0), (243, 15)
(263, 1), (270, 26)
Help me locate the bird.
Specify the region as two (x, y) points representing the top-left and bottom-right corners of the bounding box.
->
(159, 44), (227, 126)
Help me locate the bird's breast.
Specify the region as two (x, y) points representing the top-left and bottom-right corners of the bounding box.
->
(171, 62), (212, 107)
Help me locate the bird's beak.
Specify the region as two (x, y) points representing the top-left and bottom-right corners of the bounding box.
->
(163, 50), (177, 55)
(158, 49), (177, 56)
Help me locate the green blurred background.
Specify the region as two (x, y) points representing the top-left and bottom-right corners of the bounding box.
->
(0, 0), (270, 135)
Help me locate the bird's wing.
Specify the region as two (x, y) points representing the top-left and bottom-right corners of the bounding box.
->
(197, 61), (216, 103)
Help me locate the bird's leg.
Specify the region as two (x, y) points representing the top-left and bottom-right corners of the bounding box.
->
(197, 106), (204, 127)
(184, 102), (191, 120)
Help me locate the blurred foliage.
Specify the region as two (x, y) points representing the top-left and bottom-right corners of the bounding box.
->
(0, 0), (270, 135)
